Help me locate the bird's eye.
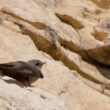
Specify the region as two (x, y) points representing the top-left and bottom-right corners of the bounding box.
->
(36, 63), (40, 66)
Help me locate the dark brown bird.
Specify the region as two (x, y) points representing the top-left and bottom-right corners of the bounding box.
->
(0, 60), (45, 86)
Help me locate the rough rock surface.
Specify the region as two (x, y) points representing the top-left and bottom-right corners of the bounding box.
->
(0, 0), (110, 110)
(0, 77), (66, 110)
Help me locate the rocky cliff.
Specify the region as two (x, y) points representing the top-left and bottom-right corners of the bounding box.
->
(0, 0), (110, 110)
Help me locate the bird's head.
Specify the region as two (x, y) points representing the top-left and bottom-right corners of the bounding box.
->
(28, 60), (46, 69)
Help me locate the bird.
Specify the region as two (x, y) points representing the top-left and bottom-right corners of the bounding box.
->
(0, 60), (46, 86)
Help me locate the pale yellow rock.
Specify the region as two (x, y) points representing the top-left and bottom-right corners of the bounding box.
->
(91, 0), (110, 9)
(0, 77), (66, 110)
(5, 14), (109, 87)
(34, 60), (110, 110)
(55, 0), (110, 65)
(0, 0), (110, 110)
(0, 22), (110, 110)
(0, 0), (81, 50)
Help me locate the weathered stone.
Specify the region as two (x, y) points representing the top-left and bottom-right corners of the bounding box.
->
(0, 77), (66, 110)
(0, 0), (110, 110)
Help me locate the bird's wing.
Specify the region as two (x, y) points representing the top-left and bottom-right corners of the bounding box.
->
(0, 62), (16, 69)
(16, 69), (35, 76)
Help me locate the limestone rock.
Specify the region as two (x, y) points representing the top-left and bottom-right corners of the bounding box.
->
(0, 0), (110, 110)
(34, 60), (110, 110)
(0, 77), (66, 110)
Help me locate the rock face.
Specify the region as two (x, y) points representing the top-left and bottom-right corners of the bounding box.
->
(0, 77), (66, 110)
(0, 0), (110, 110)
